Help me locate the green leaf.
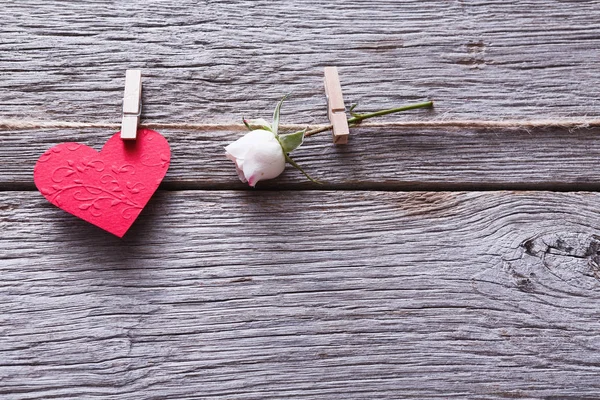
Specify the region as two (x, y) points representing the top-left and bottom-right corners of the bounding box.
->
(284, 153), (322, 185)
(278, 130), (305, 153)
(272, 94), (289, 136)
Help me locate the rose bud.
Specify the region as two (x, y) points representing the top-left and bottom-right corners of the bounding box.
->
(225, 129), (286, 187)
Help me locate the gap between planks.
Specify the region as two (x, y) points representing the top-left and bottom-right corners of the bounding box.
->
(4, 183), (600, 192)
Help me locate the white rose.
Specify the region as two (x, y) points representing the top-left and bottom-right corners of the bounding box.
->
(225, 129), (286, 187)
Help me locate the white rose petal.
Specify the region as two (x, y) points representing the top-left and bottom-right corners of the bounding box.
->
(225, 129), (273, 160)
(224, 129), (286, 187)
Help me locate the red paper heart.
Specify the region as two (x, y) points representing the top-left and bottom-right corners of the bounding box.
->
(34, 128), (170, 237)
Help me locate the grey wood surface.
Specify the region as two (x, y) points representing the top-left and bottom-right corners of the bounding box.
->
(2, 0), (600, 190)
(4, 125), (600, 190)
(2, 0), (599, 122)
(3, 0), (600, 398)
(3, 191), (600, 399)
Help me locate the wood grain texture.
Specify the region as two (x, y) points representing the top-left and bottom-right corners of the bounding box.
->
(3, 190), (600, 399)
(1, 0), (599, 123)
(3, 1), (600, 399)
(3, 125), (600, 190)
(2, 0), (600, 190)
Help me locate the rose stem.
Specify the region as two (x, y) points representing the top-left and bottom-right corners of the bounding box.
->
(303, 100), (433, 137)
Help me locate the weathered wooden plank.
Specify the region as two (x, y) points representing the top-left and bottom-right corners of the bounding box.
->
(3, 125), (600, 190)
(3, 0), (600, 190)
(3, 190), (600, 398)
(3, 2), (600, 400)
(0, 0), (599, 123)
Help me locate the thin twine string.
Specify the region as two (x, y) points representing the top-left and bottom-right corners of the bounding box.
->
(1, 118), (600, 132)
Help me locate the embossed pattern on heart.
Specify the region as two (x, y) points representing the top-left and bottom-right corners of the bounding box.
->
(34, 129), (170, 237)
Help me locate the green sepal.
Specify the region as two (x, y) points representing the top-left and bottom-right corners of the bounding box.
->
(284, 153), (322, 185)
(243, 118), (272, 132)
(272, 94), (289, 136)
(278, 130), (305, 153)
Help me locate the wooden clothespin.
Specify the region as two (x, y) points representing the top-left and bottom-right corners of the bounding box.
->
(324, 66), (349, 144)
(121, 70), (142, 140)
